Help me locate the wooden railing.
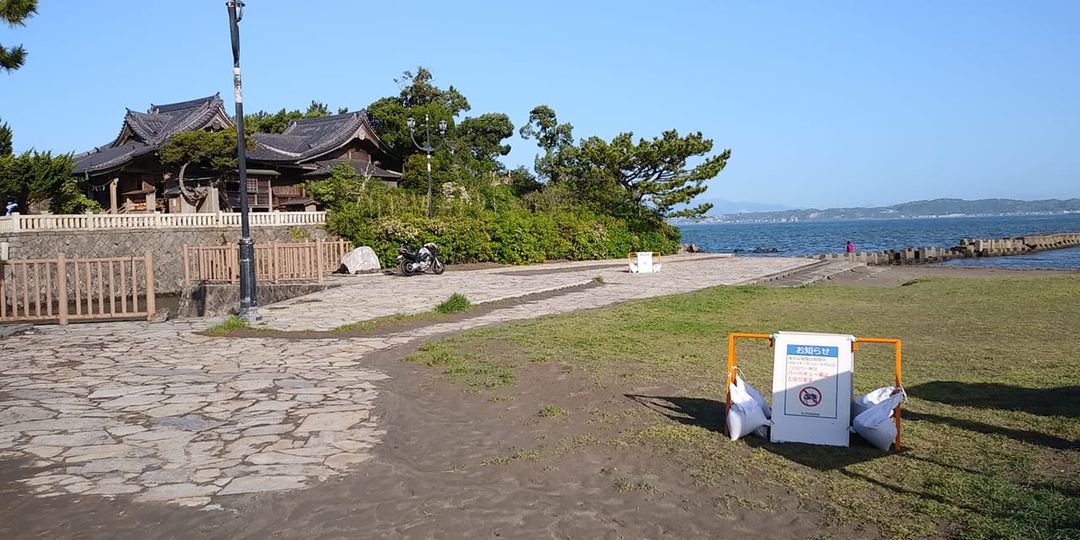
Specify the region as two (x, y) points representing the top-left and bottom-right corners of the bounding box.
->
(183, 239), (352, 285)
(0, 211), (326, 233)
(0, 252), (156, 325)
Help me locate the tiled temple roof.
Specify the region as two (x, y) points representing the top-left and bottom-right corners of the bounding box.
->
(73, 94), (232, 176)
(73, 96), (400, 180)
(249, 111), (389, 163)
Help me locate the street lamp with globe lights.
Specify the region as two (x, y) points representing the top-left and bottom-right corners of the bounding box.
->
(406, 115), (447, 219)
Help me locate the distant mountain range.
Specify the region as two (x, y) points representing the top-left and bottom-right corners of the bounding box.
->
(697, 198), (791, 214)
(681, 198), (1080, 224)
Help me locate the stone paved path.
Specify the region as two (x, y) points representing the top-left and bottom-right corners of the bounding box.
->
(261, 253), (809, 331)
(0, 255), (815, 509)
(0, 323), (396, 509)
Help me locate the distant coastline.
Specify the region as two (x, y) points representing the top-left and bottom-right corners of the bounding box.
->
(674, 198), (1080, 225)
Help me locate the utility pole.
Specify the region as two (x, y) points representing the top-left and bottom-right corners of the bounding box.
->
(227, 0), (259, 321)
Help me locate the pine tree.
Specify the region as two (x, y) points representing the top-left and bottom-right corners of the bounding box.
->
(0, 0), (38, 72)
(0, 118), (12, 155)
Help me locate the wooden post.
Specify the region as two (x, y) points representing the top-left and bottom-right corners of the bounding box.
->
(108, 178), (119, 214)
(45, 261), (53, 317)
(183, 245), (191, 284)
(33, 262), (41, 317)
(144, 252), (155, 321)
(56, 253), (68, 325)
(316, 239), (324, 283)
(73, 258), (81, 316)
(272, 242), (279, 283)
(230, 247), (238, 285)
(119, 256), (127, 313)
(20, 263), (29, 319)
(131, 258), (139, 313)
(96, 261), (105, 316)
(108, 260), (116, 316)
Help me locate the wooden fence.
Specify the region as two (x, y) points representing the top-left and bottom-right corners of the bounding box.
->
(183, 239), (353, 285)
(0, 211), (326, 233)
(0, 252), (156, 325)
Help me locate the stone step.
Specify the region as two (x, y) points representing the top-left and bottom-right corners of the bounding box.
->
(756, 260), (865, 287)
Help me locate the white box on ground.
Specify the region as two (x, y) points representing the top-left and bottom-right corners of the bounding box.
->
(630, 252), (659, 273)
(770, 331), (855, 446)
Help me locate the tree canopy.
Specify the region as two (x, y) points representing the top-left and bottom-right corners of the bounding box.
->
(243, 100), (336, 134)
(0, 0), (36, 72)
(0, 118), (97, 213)
(520, 105), (727, 219)
(575, 130), (727, 218)
(519, 105), (576, 184)
(366, 67), (473, 165)
(0, 150), (97, 213)
(307, 68), (727, 266)
(0, 118), (12, 156)
(365, 67), (516, 194)
(159, 129), (242, 180)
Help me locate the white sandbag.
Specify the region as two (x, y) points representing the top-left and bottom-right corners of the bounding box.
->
(339, 246), (381, 274)
(852, 386), (900, 420)
(727, 373), (769, 441)
(852, 391), (905, 451)
(739, 373), (772, 419)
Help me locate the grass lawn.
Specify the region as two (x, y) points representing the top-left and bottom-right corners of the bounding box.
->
(409, 274), (1080, 539)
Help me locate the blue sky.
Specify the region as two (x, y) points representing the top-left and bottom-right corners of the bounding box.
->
(1, 1), (1077, 209)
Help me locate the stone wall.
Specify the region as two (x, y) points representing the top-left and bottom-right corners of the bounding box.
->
(176, 282), (340, 318)
(813, 232), (1080, 265)
(0, 225), (339, 294)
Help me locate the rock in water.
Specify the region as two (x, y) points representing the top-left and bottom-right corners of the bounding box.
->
(339, 246), (382, 274)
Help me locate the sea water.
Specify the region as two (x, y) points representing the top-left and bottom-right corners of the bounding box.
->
(676, 214), (1080, 270)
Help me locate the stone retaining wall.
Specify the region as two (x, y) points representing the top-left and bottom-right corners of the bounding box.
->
(0, 225), (339, 294)
(176, 282), (340, 318)
(814, 232), (1080, 265)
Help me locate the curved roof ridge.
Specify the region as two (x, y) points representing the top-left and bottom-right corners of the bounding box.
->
(123, 110), (164, 143)
(151, 93), (222, 114)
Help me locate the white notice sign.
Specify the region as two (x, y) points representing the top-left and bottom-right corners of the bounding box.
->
(636, 252), (654, 273)
(770, 332), (854, 446)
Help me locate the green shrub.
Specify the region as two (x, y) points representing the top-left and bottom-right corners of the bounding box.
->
(435, 293), (472, 314)
(314, 164), (682, 267)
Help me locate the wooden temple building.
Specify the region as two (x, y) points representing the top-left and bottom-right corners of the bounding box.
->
(72, 94), (401, 214)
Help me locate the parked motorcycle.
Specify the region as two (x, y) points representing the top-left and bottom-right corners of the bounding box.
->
(397, 243), (445, 276)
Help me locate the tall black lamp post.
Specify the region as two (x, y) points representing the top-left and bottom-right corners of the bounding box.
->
(406, 115), (447, 218)
(227, 1), (259, 321)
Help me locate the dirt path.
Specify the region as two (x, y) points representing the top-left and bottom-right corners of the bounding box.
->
(3, 336), (857, 539)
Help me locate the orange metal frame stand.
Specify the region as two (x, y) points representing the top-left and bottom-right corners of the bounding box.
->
(724, 333), (904, 450)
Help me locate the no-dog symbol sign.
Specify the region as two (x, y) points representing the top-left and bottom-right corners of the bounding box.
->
(771, 332), (855, 446)
(799, 386), (822, 407)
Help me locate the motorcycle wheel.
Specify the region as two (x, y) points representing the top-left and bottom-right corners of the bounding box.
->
(432, 258), (445, 275)
(400, 260), (416, 276)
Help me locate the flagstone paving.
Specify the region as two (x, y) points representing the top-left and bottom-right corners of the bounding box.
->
(261, 253), (806, 331)
(0, 255), (815, 509)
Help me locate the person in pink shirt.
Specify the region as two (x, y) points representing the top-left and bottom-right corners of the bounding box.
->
(846, 241), (855, 253)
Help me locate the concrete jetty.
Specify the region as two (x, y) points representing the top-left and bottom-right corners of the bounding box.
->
(814, 232), (1080, 265)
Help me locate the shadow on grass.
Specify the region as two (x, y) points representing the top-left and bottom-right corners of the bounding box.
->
(907, 381), (1079, 418)
(902, 409), (1077, 450)
(900, 452), (1080, 498)
(625, 394), (889, 470)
